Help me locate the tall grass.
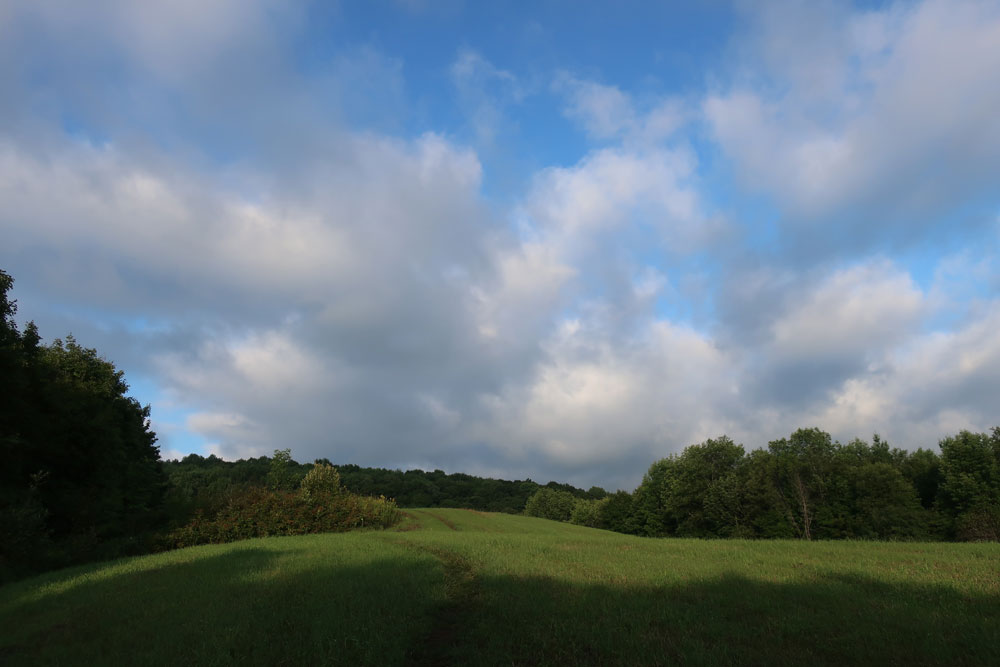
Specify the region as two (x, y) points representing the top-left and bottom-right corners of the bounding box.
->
(3, 509), (998, 665)
(395, 511), (1000, 665)
(0, 534), (442, 666)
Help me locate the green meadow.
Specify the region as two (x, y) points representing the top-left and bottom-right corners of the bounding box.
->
(2, 509), (998, 666)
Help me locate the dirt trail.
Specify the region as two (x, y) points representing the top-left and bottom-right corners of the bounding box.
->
(420, 510), (458, 531)
(402, 546), (479, 666)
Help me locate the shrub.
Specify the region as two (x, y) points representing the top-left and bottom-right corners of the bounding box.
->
(168, 486), (401, 548)
(955, 505), (1000, 542)
(300, 463), (342, 503)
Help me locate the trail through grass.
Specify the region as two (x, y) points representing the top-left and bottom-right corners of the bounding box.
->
(2, 509), (998, 665)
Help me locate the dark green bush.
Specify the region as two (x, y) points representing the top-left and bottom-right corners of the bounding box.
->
(168, 486), (401, 548)
(523, 488), (576, 521)
(569, 498), (606, 528)
(955, 505), (1000, 542)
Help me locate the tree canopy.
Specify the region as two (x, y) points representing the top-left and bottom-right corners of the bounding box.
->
(1, 270), (166, 580)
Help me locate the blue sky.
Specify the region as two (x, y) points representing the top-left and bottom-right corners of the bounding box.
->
(2, 0), (999, 489)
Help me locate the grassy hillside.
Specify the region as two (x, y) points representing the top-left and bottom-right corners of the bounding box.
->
(2, 510), (998, 665)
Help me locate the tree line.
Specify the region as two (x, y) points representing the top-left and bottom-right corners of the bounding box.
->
(163, 453), (604, 521)
(525, 428), (1000, 541)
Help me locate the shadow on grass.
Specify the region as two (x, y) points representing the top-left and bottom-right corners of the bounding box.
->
(446, 570), (1000, 667)
(3, 543), (998, 667)
(0, 542), (444, 667)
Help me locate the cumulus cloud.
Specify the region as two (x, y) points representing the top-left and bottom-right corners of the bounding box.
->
(770, 261), (924, 364)
(0, 131), (486, 316)
(474, 317), (738, 483)
(705, 0), (1000, 241)
(742, 260), (925, 407)
(555, 75), (687, 146)
(528, 148), (699, 237)
(2, 0), (998, 492)
(803, 299), (1000, 449)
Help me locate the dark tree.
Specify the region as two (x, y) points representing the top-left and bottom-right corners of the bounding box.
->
(0, 271), (166, 579)
(938, 429), (1000, 540)
(598, 490), (635, 533)
(767, 428), (838, 540)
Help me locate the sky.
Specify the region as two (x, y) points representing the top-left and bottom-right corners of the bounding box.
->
(2, 0), (999, 491)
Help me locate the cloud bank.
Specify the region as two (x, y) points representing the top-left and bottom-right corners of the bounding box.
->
(1, 0), (998, 490)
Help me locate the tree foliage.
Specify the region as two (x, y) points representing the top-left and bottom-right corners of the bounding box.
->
(162, 426), (1000, 544)
(524, 488), (577, 521)
(569, 497), (607, 528)
(299, 463), (342, 503)
(1, 271), (166, 580)
(937, 429), (1000, 514)
(267, 448), (296, 491)
(163, 456), (596, 516)
(521, 427), (1000, 543)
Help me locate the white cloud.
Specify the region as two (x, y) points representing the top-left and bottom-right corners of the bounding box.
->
(803, 299), (1000, 448)
(526, 147), (703, 248)
(473, 241), (575, 345)
(706, 0), (1000, 224)
(556, 75), (686, 145)
(3, 0), (998, 493)
(728, 259), (926, 419)
(474, 316), (737, 480)
(0, 131), (484, 308)
(770, 260), (924, 361)
(721, 256), (999, 451)
(556, 77), (636, 140)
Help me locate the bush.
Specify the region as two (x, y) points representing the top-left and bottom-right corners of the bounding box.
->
(955, 505), (1000, 542)
(300, 463), (342, 503)
(168, 486), (401, 548)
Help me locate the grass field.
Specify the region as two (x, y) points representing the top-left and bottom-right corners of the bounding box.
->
(2, 509), (998, 666)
